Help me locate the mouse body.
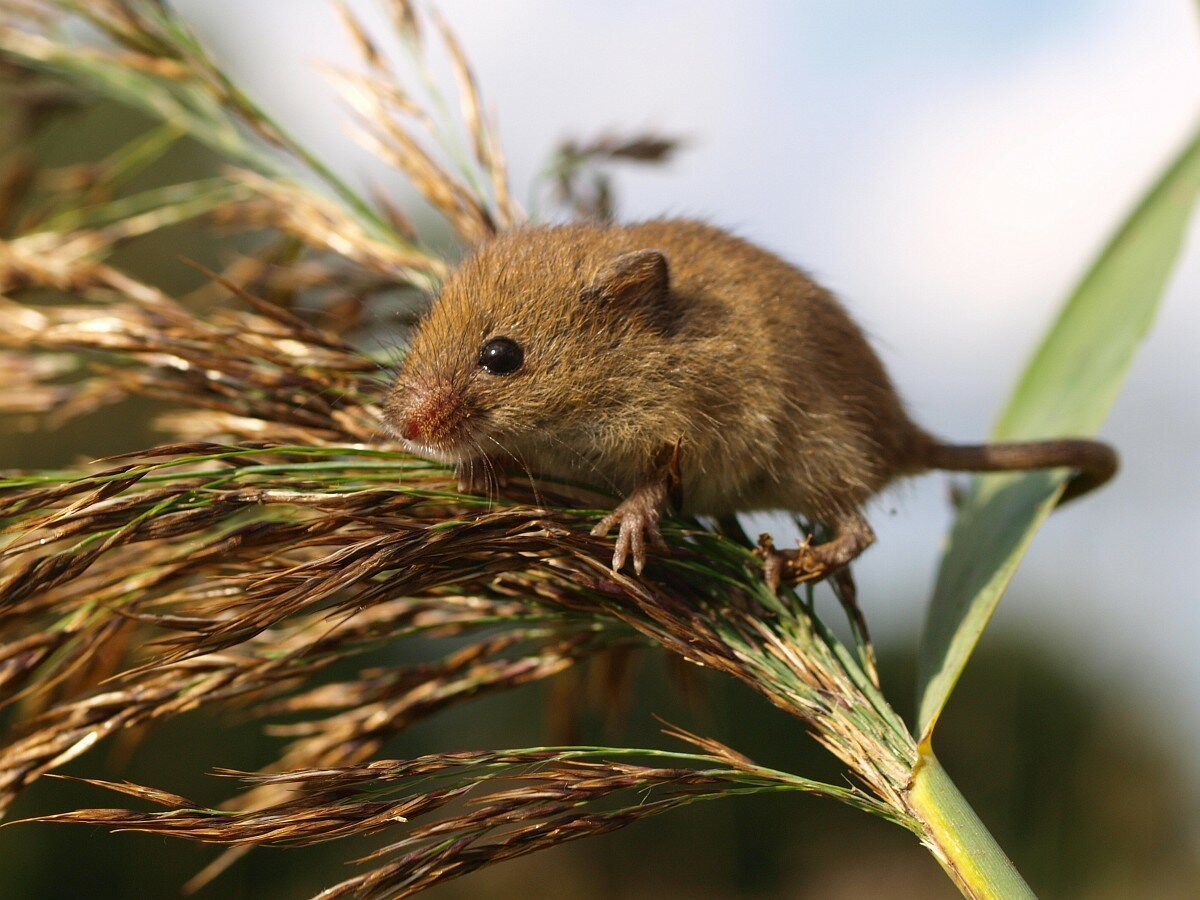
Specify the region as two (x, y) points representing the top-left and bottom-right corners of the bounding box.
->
(386, 219), (1116, 583)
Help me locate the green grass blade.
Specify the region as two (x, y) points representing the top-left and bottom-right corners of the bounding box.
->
(916, 119), (1200, 742)
(40, 176), (246, 233)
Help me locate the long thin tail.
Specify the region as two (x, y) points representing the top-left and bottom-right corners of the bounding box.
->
(921, 438), (1118, 504)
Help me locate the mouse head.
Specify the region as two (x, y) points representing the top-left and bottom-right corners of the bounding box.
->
(385, 225), (674, 466)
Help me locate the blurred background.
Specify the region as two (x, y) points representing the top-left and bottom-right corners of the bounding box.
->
(2, 1), (1198, 897)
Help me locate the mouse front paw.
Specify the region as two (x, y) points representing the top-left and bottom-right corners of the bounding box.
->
(591, 491), (669, 576)
(590, 439), (682, 576)
(455, 461), (506, 497)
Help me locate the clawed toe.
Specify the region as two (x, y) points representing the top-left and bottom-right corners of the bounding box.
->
(455, 465), (506, 496)
(592, 504), (665, 575)
(615, 517), (636, 573)
(591, 513), (618, 539)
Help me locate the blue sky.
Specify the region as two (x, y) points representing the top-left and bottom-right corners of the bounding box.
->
(795, 0), (1117, 65)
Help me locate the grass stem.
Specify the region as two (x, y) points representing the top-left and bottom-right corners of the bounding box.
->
(908, 749), (1036, 899)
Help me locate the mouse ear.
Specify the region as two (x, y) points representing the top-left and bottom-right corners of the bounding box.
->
(594, 249), (669, 297)
(587, 249), (674, 327)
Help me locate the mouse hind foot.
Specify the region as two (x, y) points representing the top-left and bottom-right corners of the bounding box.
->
(756, 510), (875, 591)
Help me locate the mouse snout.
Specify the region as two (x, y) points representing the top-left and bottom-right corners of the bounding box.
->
(393, 385), (468, 448)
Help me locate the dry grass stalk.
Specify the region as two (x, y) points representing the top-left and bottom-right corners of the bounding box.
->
(28, 745), (886, 898)
(546, 132), (684, 222)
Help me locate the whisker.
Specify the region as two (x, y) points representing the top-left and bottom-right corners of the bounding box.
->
(481, 433), (543, 509)
(467, 438), (500, 511)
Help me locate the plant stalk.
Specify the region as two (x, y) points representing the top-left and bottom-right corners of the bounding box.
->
(907, 749), (1036, 899)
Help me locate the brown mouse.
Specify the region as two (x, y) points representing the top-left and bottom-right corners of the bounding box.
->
(385, 219), (1117, 587)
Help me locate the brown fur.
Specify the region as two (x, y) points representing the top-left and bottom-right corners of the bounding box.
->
(386, 219), (1116, 575)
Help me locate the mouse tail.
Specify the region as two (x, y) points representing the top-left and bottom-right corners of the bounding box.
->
(918, 436), (1118, 504)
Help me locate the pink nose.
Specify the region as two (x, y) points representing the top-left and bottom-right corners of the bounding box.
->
(397, 389), (461, 445)
(400, 417), (422, 441)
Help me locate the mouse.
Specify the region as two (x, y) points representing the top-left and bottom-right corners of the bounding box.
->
(385, 219), (1117, 587)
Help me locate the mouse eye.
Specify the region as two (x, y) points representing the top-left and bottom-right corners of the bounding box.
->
(478, 336), (524, 376)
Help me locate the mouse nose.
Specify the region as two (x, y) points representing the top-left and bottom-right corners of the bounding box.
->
(399, 417), (422, 442)
(395, 388), (463, 446)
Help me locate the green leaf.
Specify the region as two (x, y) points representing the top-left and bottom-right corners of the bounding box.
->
(916, 120), (1200, 742)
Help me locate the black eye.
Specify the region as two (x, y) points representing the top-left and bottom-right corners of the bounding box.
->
(478, 336), (524, 376)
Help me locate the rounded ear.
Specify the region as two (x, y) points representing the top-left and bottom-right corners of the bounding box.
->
(591, 249), (670, 303)
(586, 250), (676, 332)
